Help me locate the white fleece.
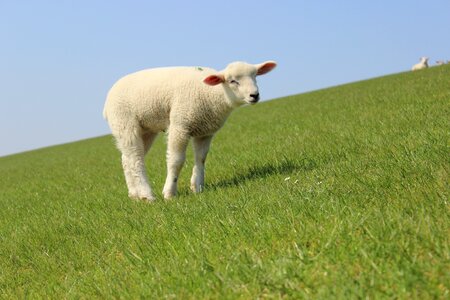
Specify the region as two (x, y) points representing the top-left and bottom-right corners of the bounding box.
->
(104, 61), (277, 200)
(412, 57), (429, 71)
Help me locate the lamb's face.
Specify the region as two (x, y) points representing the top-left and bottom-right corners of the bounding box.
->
(224, 62), (260, 105)
(203, 61), (277, 105)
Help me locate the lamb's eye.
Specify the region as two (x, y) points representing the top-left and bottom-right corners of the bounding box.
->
(230, 80), (239, 85)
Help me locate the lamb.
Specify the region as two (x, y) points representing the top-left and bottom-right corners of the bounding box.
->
(103, 61), (277, 201)
(411, 57), (429, 71)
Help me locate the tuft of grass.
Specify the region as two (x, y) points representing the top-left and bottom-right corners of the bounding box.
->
(1, 65), (449, 298)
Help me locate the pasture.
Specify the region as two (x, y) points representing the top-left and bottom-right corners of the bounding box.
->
(0, 65), (448, 298)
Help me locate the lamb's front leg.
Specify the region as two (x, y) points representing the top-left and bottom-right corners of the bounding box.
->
(163, 127), (189, 199)
(191, 136), (213, 193)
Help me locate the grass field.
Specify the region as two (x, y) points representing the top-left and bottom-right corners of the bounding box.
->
(0, 65), (449, 299)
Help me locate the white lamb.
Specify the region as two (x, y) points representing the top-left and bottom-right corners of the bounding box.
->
(411, 57), (429, 71)
(103, 61), (277, 201)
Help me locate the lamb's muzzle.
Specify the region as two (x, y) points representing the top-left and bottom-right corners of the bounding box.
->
(250, 93), (260, 103)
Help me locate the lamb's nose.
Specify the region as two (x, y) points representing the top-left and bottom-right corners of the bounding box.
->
(250, 93), (260, 101)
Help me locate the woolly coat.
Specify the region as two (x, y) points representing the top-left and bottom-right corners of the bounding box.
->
(104, 67), (235, 138)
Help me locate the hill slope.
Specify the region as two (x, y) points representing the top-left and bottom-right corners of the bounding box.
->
(0, 66), (449, 298)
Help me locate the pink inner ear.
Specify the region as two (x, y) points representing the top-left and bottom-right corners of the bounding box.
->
(203, 75), (224, 86)
(257, 62), (277, 75)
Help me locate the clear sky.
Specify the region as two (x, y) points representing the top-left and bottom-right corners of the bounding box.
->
(1, 0), (449, 157)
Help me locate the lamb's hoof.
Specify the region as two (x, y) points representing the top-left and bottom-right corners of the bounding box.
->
(190, 184), (203, 193)
(162, 191), (175, 200)
(129, 193), (156, 203)
(140, 196), (156, 203)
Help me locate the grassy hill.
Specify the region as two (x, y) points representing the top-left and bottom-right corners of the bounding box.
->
(0, 65), (448, 298)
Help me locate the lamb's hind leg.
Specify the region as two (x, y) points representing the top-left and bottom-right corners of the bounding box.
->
(163, 127), (190, 199)
(191, 136), (213, 193)
(117, 129), (156, 202)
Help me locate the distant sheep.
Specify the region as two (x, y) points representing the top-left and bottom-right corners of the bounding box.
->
(436, 60), (449, 66)
(104, 61), (277, 201)
(412, 57), (429, 71)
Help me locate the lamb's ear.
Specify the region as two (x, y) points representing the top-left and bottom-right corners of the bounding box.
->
(203, 74), (225, 86)
(256, 61), (277, 76)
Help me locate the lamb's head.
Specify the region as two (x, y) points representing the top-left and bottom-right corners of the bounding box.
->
(421, 57), (429, 63)
(203, 61), (277, 105)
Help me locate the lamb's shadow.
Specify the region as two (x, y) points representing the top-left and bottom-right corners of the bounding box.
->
(208, 157), (317, 190)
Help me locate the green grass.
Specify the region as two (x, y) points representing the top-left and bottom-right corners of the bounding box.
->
(1, 65), (449, 299)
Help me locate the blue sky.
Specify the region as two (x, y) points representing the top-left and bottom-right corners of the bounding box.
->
(1, 0), (449, 157)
